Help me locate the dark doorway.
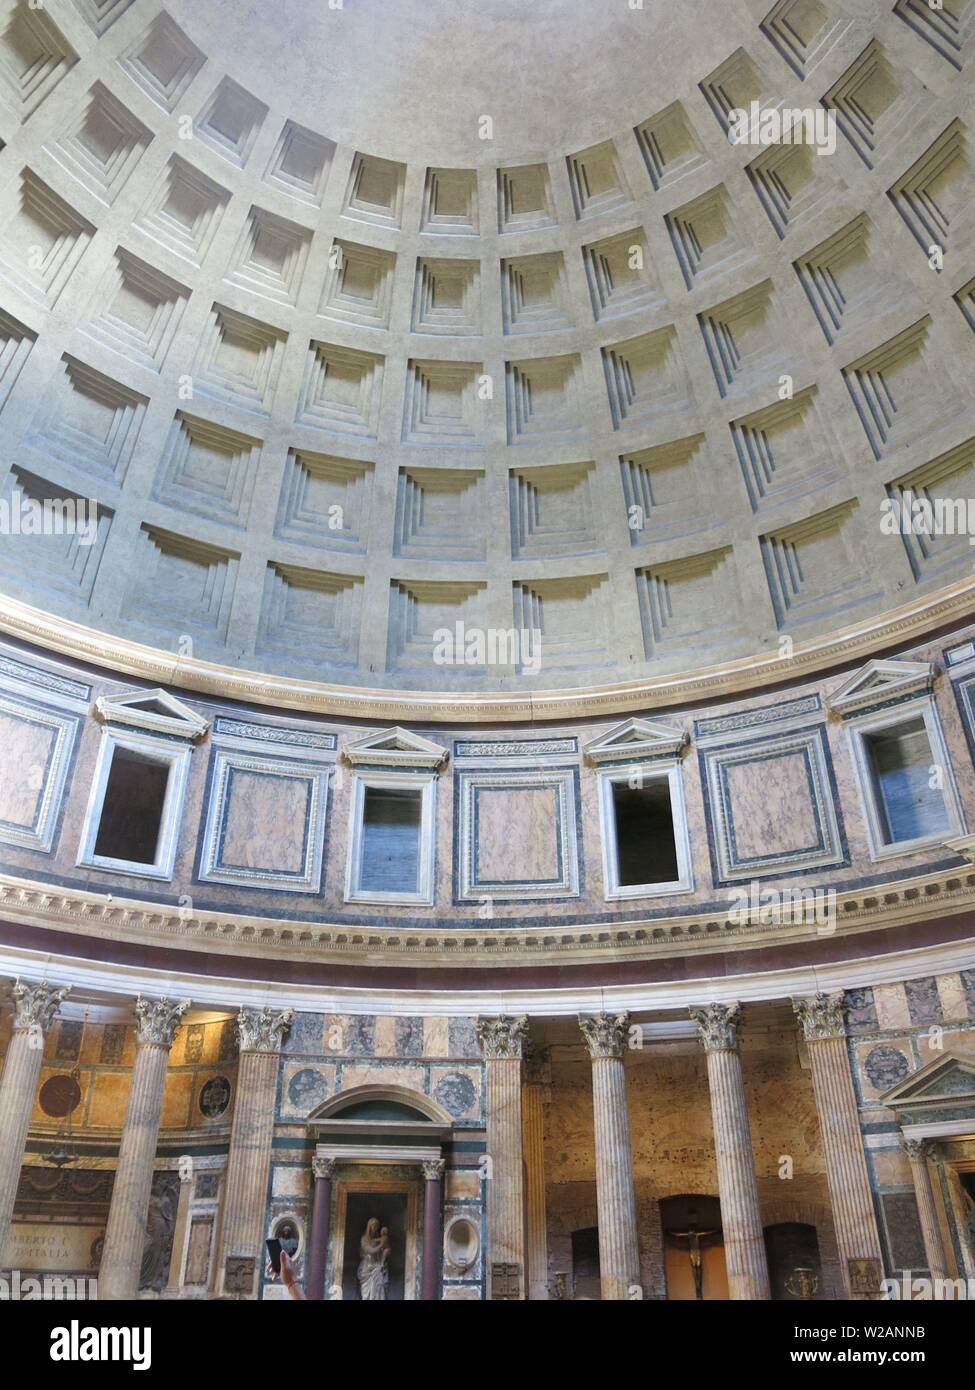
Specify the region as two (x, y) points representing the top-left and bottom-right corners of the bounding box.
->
(571, 1226), (601, 1300)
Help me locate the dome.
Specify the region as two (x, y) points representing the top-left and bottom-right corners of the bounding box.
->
(1, 0), (975, 1317)
(0, 0), (971, 711)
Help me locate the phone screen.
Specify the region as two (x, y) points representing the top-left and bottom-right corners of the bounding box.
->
(266, 1238), (282, 1275)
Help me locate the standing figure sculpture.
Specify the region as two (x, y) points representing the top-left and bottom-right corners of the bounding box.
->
(357, 1217), (391, 1300)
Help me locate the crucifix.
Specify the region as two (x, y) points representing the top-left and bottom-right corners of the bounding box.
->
(667, 1223), (720, 1300)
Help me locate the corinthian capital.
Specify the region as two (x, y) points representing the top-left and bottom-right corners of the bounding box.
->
(475, 1015), (528, 1060)
(690, 1002), (742, 1052)
(422, 1159), (445, 1182)
(312, 1156), (336, 1181)
(792, 992), (847, 1042)
(10, 979), (70, 1033)
(903, 1137), (938, 1163)
(237, 1006), (293, 1054)
(134, 996), (190, 1048)
(578, 1012), (629, 1059)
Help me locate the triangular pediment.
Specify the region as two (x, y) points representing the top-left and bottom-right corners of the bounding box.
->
(341, 726), (448, 769)
(93, 689), (209, 741)
(879, 1051), (975, 1110)
(826, 659), (935, 717)
(584, 717), (688, 765)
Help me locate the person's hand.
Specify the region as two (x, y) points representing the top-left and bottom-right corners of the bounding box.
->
(279, 1250), (297, 1290)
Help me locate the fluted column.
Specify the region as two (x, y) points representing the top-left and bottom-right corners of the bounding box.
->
(216, 1007), (292, 1298)
(476, 1015), (528, 1299)
(0, 979), (69, 1263)
(578, 1013), (641, 1301)
(99, 997), (190, 1300)
(903, 1139), (949, 1280)
(523, 1045), (551, 1301)
(421, 1158), (445, 1301)
(306, 1156), (335, 1302)
(691, 1003), (770, 1301)
(793, 993), (885, 1298)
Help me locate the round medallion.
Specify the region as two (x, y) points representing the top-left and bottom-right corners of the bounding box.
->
(198, 1075), (232, 1118)
(39, 1073), (82, 1118)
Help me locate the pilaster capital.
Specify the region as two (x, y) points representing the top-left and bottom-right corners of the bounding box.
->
(475, 1015), (528, 1060)
(903, 1137), (938, 1164)
(236, 1006), (293, 1054)
(792, 992), (847, 1042)
(312, 1156), (336, 1181)
(690, 1002), (742, 1052)
(9, 979), (69, 1033)
(134, 996), (190, 1048)
(578, 1012), (629, 1059)
(422, 1159), (445, 1182)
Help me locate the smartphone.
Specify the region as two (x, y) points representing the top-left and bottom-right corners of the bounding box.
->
(266, 1237), (283, 1276)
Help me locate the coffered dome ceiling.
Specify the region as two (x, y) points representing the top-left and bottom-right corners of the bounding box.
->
(0, 0), (973, 700)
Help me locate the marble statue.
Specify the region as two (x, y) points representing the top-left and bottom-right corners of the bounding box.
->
(357, 1218), (391, 1301)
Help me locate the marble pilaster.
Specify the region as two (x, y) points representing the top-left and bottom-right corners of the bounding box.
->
(216, 1007), (292, 1298)
(793, 993), (885, 1298)
(476, 1015), (528, 1299)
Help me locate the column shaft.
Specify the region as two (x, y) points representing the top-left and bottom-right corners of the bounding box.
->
(692, 1004), (770, 1302)
(421, 1163), (444, 1302)
(216, 1048), (280, 1296)
(99, 1043), (172, 1300)
(807, 1036), (885, 1296)
(704, 1046), (770, 1300)
(905, 1142), (949, 1281)
(306, 1162), (333, 1302)
(590, 1054), (640, 1300)
(0, 981), (67, 1264)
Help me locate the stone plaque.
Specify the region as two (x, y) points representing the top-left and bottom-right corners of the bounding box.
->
(224, 1255), (257, 1294)
(490, 1262), (522, 1300)
(847, 1257), (883, 1295)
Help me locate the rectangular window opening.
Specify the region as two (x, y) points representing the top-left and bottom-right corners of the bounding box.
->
(93, 747), (170, 866)
(611, 778), (679, 887)
(359, 786), (423, 894)
(863, 717), (949, 846)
